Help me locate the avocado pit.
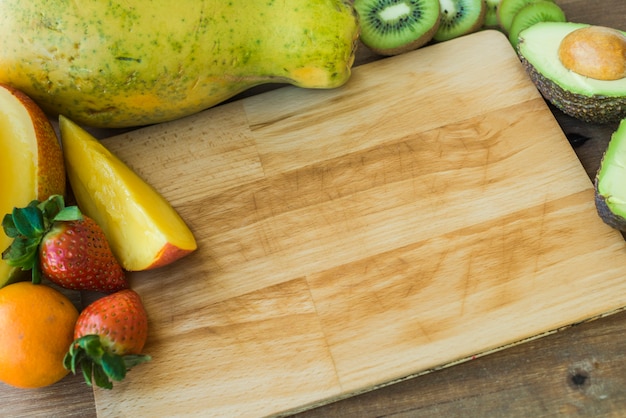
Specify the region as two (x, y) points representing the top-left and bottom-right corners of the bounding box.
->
(558, 26), (626, 81)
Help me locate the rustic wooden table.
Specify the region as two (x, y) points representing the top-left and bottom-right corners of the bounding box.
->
(2, 1), (626, 416)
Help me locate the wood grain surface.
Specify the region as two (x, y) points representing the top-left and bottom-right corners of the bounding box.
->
(297, 1), (626, 416)
(63, 30), (626, 417)
(2, 1), (626, 417)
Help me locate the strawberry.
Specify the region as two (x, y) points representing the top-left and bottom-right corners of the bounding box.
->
(2, 195), (127, 293)
(64, 289), (150, 389)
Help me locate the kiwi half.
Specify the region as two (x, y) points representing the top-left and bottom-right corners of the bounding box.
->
(354, 0), (441, 56)
(508, 1), (566, 48)
(433, 0), (486, 42)
(497, 0), (555, 33)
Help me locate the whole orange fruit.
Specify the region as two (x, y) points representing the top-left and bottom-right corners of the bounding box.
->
(0, 282), (78, 388)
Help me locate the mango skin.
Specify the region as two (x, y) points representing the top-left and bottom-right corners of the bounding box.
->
(0, 0), (359, 128)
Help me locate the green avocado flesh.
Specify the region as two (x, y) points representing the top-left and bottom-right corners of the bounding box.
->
(595, 118), (626, 231)
(517, 22), (626, 124)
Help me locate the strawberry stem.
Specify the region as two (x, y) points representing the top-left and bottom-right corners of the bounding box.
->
(1, 194), (83, 284)
(64, 335), (151, 389)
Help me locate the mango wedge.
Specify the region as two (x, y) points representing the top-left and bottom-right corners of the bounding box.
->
(59, 116), (196, 271)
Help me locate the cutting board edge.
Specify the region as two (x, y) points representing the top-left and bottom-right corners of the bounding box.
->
(276, 303), (626, 418)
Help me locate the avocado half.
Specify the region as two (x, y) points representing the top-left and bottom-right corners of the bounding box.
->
(595, 118), (626, 231)
(517, 22), (626, 124)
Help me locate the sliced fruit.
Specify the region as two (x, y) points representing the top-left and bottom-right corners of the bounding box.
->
(433, 0), (486, 42)
(517, 22), (626, 124)
(59, 116), (197, 271)
(483, 0), (502, 28)
(507, 1), (565, 48)
(354, 0), (441, 56)
(497, 0), (554, 34)
(595, 118), (626, 231)
(0, 84), (65, 288)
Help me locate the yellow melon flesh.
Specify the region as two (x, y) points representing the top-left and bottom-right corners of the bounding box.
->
(0, 84), (65, 287)
(59, 116), (197, 271)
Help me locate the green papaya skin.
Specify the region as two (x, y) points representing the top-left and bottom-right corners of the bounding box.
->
(0, 0), (359, 128)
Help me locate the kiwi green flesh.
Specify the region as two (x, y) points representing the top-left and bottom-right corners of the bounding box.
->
(508, 1), (566, 48)
(434, 0), (486, 42)
(497, 0), (555, 33)
(355, 0), (441, 55)
(483, 0), (501, 27)
(595, 118), (626, 231)
(518, 22), (626, 124)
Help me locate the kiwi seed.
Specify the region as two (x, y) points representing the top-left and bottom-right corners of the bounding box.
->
(354, 0), (442, 56)
(433, 0), (486, 42)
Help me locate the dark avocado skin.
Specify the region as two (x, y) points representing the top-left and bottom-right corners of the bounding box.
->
(594, 118), (626, 232)
(594, 184), (626, 232)
(519, 55), (626, 124)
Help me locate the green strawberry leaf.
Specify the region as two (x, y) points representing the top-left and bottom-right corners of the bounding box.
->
(64, 337), (92, 375)
(123, 354), (152, 369)
(2, 213), (18, 238)
(1, 195), (87, 283)
(53, 205), (83, 222)
(92, 364), (114, 390)
(2, 236), (38, 268)
(64, 334), (151, 390)
(11, 205), (44, 238)
(63, 344), (76, 373)
(39, 194), (63, 212)
(81, 361), (95, 388)
(101, 351), (127, 382)
(2, 233), (43, 284)
(76, 335), (105, 360)
(1, 238), (23, 263)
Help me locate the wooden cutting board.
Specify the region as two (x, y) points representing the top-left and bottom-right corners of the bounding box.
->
(92, 30), (626, 417)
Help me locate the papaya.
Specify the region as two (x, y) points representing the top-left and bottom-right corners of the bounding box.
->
(0, 0), (359, 128)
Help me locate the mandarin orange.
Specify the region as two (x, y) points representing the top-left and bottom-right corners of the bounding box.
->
(0, 282), (78, 388)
